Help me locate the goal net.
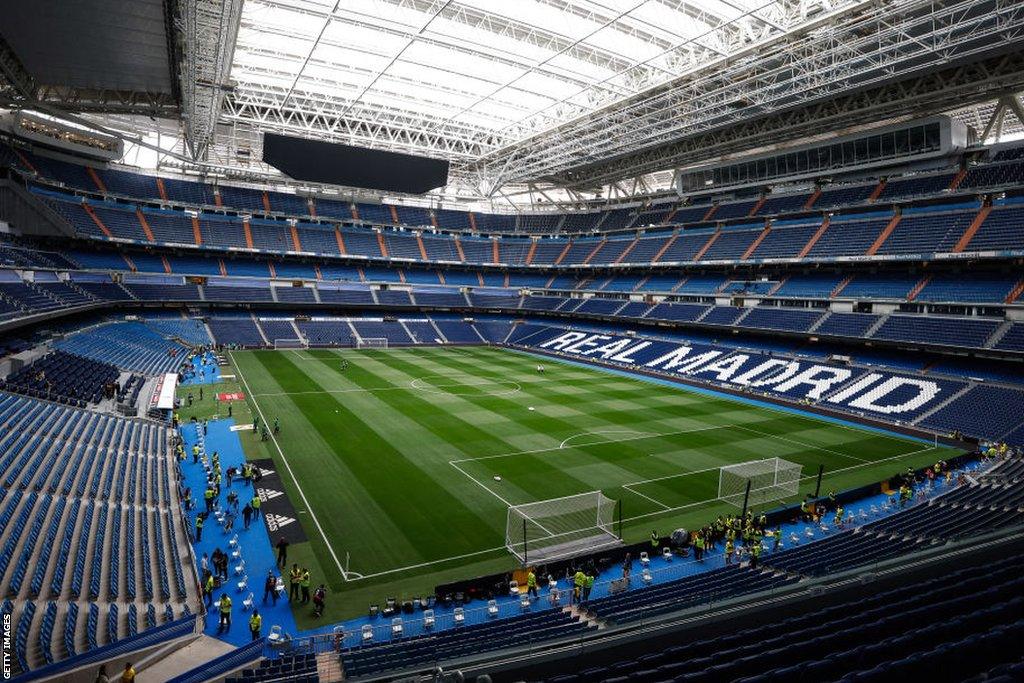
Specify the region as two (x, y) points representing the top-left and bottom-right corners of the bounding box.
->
(718, 458), (802, 508)
(356, 337), (389, 349)
(273, 338), (308, 349)
(505, 491), (619, 564)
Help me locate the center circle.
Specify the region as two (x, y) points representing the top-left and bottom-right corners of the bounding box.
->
(410, 375), (523, 397)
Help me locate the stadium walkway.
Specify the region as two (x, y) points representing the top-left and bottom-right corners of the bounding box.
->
(180, 419), (298, 647)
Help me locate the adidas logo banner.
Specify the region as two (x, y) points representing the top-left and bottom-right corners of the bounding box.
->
(252, 458), (308, 543)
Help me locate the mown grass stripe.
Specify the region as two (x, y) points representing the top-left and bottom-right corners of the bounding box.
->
(256, 351), (502, 573)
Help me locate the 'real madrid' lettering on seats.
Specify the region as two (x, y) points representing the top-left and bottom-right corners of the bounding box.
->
(772, 365), (854, 400)
(538, 331), (589, 350)
(732, 359), (802, 387)
(528, 327), (946, 418)
(847, 377), (942, 414)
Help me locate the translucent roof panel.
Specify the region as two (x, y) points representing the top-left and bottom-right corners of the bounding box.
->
(227, 0), (807, 162)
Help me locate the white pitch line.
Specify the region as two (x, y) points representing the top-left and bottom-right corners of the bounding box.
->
(409, 376), (523, 397)
(621, 461), (737, 488)
(448, 460), (514, 507)
(346, 545), (510, 582)
(732, 423), (869, 463)
(230, 351), (353, 582)
(253, 377), (521, 398)
(621, 483), (670, 510)
(447, 461), (558, 537)
(617, 445), (941, 525)
(559, 429), (656, 449)
(451, 424), (735, 464)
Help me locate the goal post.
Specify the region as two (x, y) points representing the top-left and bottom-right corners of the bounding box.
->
(505, 491), (620, 564)
(356, 337), (389, 349)
(718, 458), (802, 508)
(273, 338), (308, 350)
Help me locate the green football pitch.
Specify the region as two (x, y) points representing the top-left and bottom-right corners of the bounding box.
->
(229, 346), (956, 624)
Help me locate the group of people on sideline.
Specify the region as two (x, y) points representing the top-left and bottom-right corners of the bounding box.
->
(181, 413), (325, 644)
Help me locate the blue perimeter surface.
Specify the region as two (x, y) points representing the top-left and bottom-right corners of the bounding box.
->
(180, 419), (297, 646)
(180, 351), (222, 386)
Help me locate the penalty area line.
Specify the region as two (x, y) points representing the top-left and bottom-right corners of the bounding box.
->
(621, 483), (670, 510)
(617, 445), (942, 526)
(452, 424), (735, 464)
(447, 461), (558, 538)
(448, 460), (514, 507)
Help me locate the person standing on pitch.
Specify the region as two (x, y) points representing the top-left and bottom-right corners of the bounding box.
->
(300, 567), (311, 604)
(289, 564), (301, 602)
(276, 537), (289, 568)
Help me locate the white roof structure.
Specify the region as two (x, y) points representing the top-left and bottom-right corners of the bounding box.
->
(3, 0), (1024, 203)
(198, 0), (1024, 197)
(227, 0), (797, 157)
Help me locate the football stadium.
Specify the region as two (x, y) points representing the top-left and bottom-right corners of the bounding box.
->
(1, 1), (1023, 681)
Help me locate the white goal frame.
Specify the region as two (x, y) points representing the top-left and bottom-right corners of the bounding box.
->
(273, 338), (308, 349)
(505, 491), (619, 564)
(718, 457), (802, 509)
(356, 337), (389, 349)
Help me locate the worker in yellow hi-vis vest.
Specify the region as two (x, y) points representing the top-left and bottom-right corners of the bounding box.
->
(300, 568), (311, 604)
(249, 610), (262, 641)
(217, 594), (232, 634)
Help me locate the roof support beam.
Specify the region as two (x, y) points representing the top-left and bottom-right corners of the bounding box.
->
(179, 0), (244, 159)
(0, 33), (36, 101)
